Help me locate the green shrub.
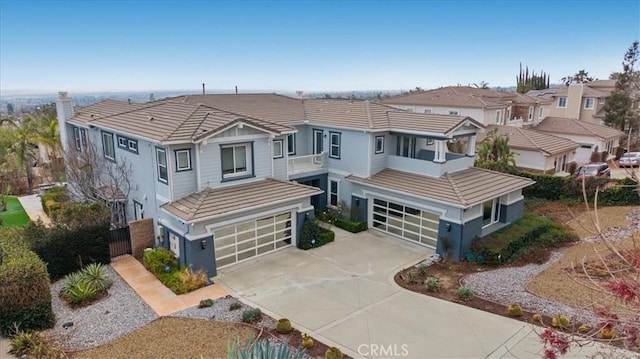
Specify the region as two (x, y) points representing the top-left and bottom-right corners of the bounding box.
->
(471, 214), (577, 266)
(241, 308), (262, 323)
(60, 280), (98, 306)
(0, 228), (54, 336)
(59, 272), (86, 299)
(81, 263), (112, 291)
(417, 264), (429, 276)
(40, 187), (68, 213)
(24, 202), (111, 280)
(334, 217), (367, 233)
(153, 265), (207, 295)
(406, 269), (418, 284)
(229, 302), (242, 311)
(424, 276), (441, 292)
(143, 248), (179, 275)
(275, 318), (293, 334)
(299, 220), (335, 250)
(325, 346), (343, 359)
(198, 299), (214, 308)
(9, 330), (66, 359)
(457, 286), (474, 301)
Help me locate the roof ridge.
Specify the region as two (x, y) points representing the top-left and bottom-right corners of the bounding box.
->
(364, 100), (373, 128)
(163, 104), (205, 141)
(515, 127), (541, 151)
(570, 118), (597, 136)
(444, 172), (466, 205)
(187, 189), (210, 220)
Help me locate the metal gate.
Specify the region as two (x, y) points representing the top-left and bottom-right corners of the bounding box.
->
(109, 226), (132, 258)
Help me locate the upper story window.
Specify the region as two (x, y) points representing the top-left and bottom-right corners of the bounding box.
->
(117, 135), (138, 154)
(495, 110), (502, 124)
(557, 97), (567, 108)
(539, 106), (545, 119)
(528, 106), (534, 120)
(584, 98), (595, 109)
(375, 136), (385, 154)
(221, 142), (253, 180)
(156, 147), (168, 184)
(287, 134), (296, 155)
(448, 109), (460, 116)
(102, 131), (115, 161)
(73, 127), (87, 152)
(424, 108), (432, 114)
(272, 140), (283, 159)
(175, 149), (191, 171)
(396, 136), (416, 158)
(329, 132), (341, 159)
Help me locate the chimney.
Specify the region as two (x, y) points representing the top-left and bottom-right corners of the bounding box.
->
(128, 98), (131, 105)
(202, 83), (205, 95)
(235, 85), (238, 94)
(55, 91), (74, 153)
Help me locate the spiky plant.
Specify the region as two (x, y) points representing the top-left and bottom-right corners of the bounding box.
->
(81, 263), (112, 291)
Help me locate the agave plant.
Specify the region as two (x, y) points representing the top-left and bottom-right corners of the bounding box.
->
(59, 272), (87, 299)
(227, 335), (305, 359)
(81, 263), (112, 291)
(63, 281), (98, 305)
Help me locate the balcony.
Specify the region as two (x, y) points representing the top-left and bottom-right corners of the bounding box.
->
(288, 152), (327, 176)
(387, 150), (474, 177)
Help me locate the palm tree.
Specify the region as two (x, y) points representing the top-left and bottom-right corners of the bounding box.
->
(34, 114), (63, 181)
(0, 117), (41, 194)
(475, 128), (516, 172)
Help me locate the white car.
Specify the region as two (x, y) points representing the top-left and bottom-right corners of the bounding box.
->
(619, 152), (640, 167)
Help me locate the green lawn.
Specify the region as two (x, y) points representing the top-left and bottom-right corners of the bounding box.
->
(0, 196), (31, 227)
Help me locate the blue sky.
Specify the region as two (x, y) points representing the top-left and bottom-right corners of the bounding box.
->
(0, 0), (638, 93)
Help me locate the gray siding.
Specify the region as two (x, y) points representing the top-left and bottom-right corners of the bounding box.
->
(170, 144), (197, 199)
(273, 135), (288, 180)
(500, 198), (524, 224)
(294, 126), (311, 156)
(370, 133), (390, 176)
(325, 129), (369, 177)
(216, 126), (265, 138)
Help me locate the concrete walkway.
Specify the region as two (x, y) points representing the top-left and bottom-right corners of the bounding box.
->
(216, 230), (622, 359)
(17, 194), (51, 225)
(1, 337), (10, 358)
(111, 255), (227, 316)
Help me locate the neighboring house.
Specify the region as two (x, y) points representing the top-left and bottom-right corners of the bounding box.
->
(56, 92), (534, 277)
(380, 86), (550, 127)
(477, 125), (579, 175)
(527, 81), (616, 126)
(535, 117), (624, 164)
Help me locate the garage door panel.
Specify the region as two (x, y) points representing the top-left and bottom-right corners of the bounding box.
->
(214, 211), (294, 269)
(371, 198), (439, 249)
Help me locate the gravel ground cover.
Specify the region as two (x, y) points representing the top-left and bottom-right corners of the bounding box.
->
(46, 265), (158, 351)
(173, 295), (276, 328)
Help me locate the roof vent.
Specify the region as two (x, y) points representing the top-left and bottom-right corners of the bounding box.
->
(148, 116), (155, 121)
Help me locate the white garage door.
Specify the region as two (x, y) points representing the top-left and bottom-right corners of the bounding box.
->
(214, 212), (293, 269)
(372, 198), (439, 248)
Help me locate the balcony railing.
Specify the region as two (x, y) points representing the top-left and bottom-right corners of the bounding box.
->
(288, 152), (327, 175)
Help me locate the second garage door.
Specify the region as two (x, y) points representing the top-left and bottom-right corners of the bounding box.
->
(213, 212), (293, 269)
(372, 198), (440, 248)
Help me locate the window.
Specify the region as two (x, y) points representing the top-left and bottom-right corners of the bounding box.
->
(73, 127), (82, 151)
(102, 131), (115, 161)
(287, 134), (296, 155)
(156, 148), (168, 183)
(396, 136), (416, 158)
(539, 106), (545, 119)
(128, 139), (138, 153)
(558, 97), (567, 108)
(424, 108), (432, 114)
(375, 136), (385, 154)
(117, 136), (127, 148)
(482, 198), (500, 227)
(584, 98), (595, 109)
(528, 106), (534, 120)
(272, 140), (283, 159)
(221, 143), (252, 179)
(329, 180), (339, 206)
(80, 128), (87, 147)
(495, 110), (502, 124)
(329, 132), (341, 159)
(175, 149), (191, 171)
(448, 109), (459, 115)
(555, 154), (567, 172)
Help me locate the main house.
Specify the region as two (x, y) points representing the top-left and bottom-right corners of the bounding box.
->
(56, 92), (533, 277)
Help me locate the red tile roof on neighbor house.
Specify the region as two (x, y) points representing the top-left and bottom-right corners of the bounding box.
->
(535, 117), (624, 140)
(477, 125), (579, 156)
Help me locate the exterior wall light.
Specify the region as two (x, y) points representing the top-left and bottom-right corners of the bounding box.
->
(201, 239), (207, 250)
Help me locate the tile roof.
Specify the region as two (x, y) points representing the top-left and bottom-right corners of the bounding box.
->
(174, 93), (306, 125)
(387, 112), (485, 135)
(161, 178), (323, 222)
(348, 168), (534, 208)
(477, 125), (579, 156)
(68, 99), (295, 142)
(535, 117), (624, 140)
(380, 86), (511, 109)
(301, 99), (393, 129)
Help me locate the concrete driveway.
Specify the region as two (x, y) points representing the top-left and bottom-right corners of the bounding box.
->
(216, 229), (609, 358)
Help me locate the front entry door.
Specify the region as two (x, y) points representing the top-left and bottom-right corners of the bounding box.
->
(313, 129), (323, 154)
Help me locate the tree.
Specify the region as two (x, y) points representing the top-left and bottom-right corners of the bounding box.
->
(473, 81), (490, 89)
(6, 103), (14, 116)
(33, 114), (64, 182)
(64, 142), (133, 228)
(516, 63), (550, 93)
(474, 128), (516, 172)
(0, 117), (40, 194)
(604, 41), (639, 134)
(560, 70), (595, 86)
